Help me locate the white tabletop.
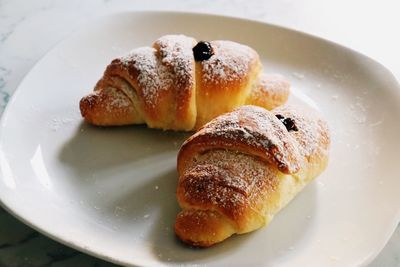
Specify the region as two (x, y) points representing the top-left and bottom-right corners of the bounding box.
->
(0, 0), (399, 266)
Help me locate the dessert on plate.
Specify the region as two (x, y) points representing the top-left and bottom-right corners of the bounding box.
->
(78, 34), (330, 248)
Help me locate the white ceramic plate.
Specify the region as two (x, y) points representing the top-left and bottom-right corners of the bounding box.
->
(0, 11), (399, 267)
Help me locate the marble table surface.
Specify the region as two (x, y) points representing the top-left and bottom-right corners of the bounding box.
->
(0, 0), (399, 266)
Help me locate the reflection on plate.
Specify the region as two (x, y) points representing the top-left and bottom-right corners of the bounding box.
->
(0, 11), (399, 267)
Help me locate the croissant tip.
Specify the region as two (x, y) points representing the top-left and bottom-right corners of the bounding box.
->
(174, 209), (236, 247)
(174, 231), (215, 248)
(79, 93), (100, 123)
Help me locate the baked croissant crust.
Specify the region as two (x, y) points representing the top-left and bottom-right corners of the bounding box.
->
(79, 35), (290, 131)
(175, 105), (330, 247)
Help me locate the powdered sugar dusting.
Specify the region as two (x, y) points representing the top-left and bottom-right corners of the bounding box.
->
(177, 105), (330, 232)
(106, 87), (131, 111)
(256, 74), (290, 99)
(156, 35), (194, 89)
(117, 35), (195, 110)
(120, 47), (173, 108)
(202, 40), (256, 83)
(186, 105), (302, 173)
(180, 150), (278, 220)
(183, 105), (329, 176)
(272, 105), (330, 161)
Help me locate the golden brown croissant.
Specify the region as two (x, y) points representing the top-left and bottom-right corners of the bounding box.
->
(79, 35), (290, 131)
(175, 105), (330, 247)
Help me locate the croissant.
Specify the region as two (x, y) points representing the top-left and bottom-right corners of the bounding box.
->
(175, 105), (330, 247)
(79, 35), (290, 131)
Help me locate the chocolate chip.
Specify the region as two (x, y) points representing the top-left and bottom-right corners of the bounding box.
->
(275, 114), (298, 132)
(275, 114), (285, 121)
(193, 41), (214, 61)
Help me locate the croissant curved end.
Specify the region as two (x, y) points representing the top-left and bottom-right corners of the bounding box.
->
(79, 88), (142, 126)
(175, 209), (235, 247)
